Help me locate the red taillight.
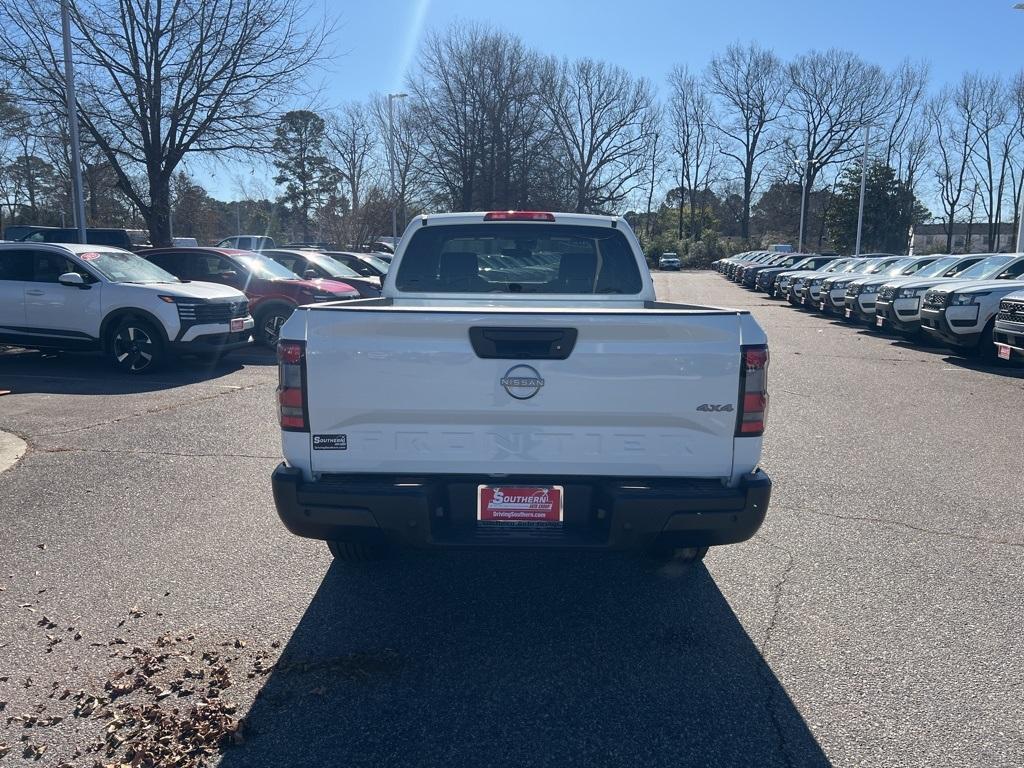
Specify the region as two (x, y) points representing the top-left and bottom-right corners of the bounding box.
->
(483, 211), (555, 222)
(277, 340), (308, 432)
(737, 345), (769, 436)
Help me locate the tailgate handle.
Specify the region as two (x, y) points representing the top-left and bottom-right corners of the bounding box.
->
(469, 327), (578, 360)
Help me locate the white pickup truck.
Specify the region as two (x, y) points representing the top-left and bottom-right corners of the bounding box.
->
(271, 211), (771, 562)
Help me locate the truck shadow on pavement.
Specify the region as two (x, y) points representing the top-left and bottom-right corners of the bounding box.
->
(223, 552), (831, 768)
(0, 346), (275, 395)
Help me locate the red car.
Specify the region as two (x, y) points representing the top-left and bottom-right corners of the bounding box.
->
(142, 247), (360, 345)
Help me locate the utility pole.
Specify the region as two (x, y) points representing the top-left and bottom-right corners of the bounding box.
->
(61, 0), (87, 244)
(855, 124), (872, 256)
(1014, 4), (1024, 251)
(798, 162), (808, 253)
(387, 93), (407, 243)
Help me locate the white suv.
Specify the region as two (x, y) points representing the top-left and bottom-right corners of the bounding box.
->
(920, 256), (1024, 359)
(0, 243), (253, 373)
(994, 289), (1024, 362)
(658, 252), (681, 270)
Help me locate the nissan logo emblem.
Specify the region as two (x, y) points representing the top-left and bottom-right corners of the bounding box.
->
(501, 364), (544, 400)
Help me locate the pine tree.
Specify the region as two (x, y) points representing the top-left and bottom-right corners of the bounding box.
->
(272, 111), (341, 241)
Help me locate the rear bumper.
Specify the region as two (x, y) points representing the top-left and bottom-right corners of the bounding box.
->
(271, 465), (772, 551)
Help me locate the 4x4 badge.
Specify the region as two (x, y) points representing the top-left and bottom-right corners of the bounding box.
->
(696, 403), (734, 412)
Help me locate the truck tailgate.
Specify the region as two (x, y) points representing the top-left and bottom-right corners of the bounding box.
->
(302, 307), (744, 478)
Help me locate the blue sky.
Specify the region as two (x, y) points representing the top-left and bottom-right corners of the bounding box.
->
(197, 0), (1024, 199)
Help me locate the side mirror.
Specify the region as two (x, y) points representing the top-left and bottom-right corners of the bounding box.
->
(304, 269), (318, 280)
(58, 272), (86, 287)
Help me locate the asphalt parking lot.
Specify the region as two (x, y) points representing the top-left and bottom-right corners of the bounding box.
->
(1, 270), (1023, 767)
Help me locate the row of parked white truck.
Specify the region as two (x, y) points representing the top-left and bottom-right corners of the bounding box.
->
(713, 249), (1024, 363)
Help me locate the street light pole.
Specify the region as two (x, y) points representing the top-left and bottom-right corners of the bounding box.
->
(1016, 5), (1024, 250)
(387, 93), (407, 243)
(60, 0), (87, 244)
(855, 124), (872, 256)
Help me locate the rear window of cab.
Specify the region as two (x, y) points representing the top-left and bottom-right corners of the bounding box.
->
(394, 223), (644, 295)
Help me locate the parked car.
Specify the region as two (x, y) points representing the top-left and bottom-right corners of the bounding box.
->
(742, 253), (825, 288)
(271, 210), (771, 563)
(262, 249), (381, 298)
(141, 247), (360, 345)
(766, 258), (848, 298)
(754, 254), (841, 292)
(714, 250), (758, 276)
(367, 238), (396, 254)
(791, 259), (864, 306)
(172, 237), (199, 247)
(322, 251), (389, 278)
(735, 253), (792, 284)
(726, 251), (772, 280)
(658, 252), (681, 271)
(732, 251), (778, 280)
(282, 241), (333, 250)
(993, 289), (1024, 362)
(0, 242), (252, 373)
(920, 257), (1024, 359)
(216, 235), (275, 251)
(817, 256), (903, 312)
(873, 255), (991, 336)
(842, 256), (941, 323)
(14, 227), (150, 251)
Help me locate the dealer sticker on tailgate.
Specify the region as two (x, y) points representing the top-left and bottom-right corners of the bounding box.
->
(312, 434), (347, 450)
(477, 486), (563, 524)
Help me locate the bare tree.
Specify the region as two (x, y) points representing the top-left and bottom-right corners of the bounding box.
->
(880, 60), (930, 176)
(965, 74), (1014, 250)
(369, 93), (430, 238)
(408, 24), (554, 211)
(928, 83), (976, 252)
(0, 0), (330, 245)
(667, 65), (718, 240)
(785, 49), (893, 249)
(1008, 71), (1024, 241)
(543, 57), (659, 213)
(705, 42), (786, 239)
(327, 103), (378, 216)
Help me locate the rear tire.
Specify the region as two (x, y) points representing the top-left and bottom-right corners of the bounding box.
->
(327, 539), (388, 562)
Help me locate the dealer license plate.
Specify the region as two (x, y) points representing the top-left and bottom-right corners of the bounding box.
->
(230, 318), (244, 332)
(876, 316), (885, 327)
(844, 308), (852, 318)
(997, 344), (1012, 360)
(477, 485), (563, 524)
